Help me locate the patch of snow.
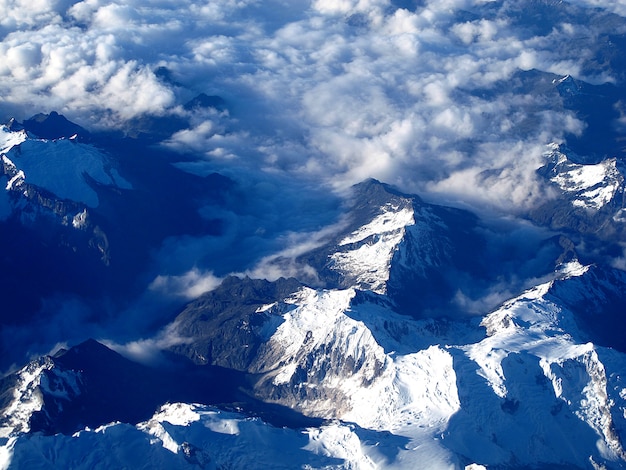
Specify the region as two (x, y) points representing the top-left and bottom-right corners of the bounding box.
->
(339, 204), (414, 246)
(140, 420), (181, 454)
(0, 358), (54, 438)
(4, 159), (24, 190)
(331, 204), (415, 293)
(203, 417), (240, 435)
(571, 184), (617, 209)
(0, 127), (26, 155)
(273, 362), (298, 385)
(553, 160), (614, 190)
(547, 146), (622, 210)
(255, 302), (277, 313)
(151, 403), (201, 427)
(304, 424), (377, 469)
(72, 209), (89, 229)
(557, 260), (590, 277)
(464, 343), (510, 397)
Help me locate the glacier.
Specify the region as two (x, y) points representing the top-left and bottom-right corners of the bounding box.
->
(0, 125), (131, 209)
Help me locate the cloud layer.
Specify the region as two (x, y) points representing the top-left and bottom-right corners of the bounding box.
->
(0, 0), (624, 213)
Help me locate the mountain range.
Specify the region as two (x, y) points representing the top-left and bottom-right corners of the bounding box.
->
(2, 115), (626, 467)
(3, 0), (626, 469)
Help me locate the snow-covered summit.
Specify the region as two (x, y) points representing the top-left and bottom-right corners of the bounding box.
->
(0, 123), (131, 210)
(530, 143), (626, 242)
(4, 178), (626, 469)
(299, 179), (473, 315)
(330, 200), (416, 294)
(455, 261), (626, 467)
(544, 143), (623, 211)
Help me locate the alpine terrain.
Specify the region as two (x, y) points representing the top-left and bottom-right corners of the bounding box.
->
(2, 0), (626, 469)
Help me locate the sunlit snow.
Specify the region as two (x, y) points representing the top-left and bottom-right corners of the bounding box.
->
(0, 358), (54, 438)
(1, 129), (132, 208)
(548, 146), (623, 210)
(0, 126), (26, 155)
(331, 204), (415, 293)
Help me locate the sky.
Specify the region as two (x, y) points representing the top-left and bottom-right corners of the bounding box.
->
(0, 0), (624, 213)
(1, 0), (626, 369)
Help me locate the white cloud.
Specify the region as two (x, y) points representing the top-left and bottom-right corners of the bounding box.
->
(243, 218), (350, 284)
(561, 0), (626, 17)
(0, 0), (621, 213)
(3, 0), (626, 372)
(0, 0), (74, 30)
(149, 268), (223, 299)
(104, 322), (193, 365)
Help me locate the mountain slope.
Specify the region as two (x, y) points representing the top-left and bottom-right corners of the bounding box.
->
(2, 180), (626, 469)
(0, 113), (233, 349)
(158, 180), (626, 468)
(531, 143), (626, 241)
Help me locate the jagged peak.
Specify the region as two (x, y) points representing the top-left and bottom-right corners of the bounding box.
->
(22, 111), (89, 141)
(183, 93), (226, 112)
(350, 178), (422, 206)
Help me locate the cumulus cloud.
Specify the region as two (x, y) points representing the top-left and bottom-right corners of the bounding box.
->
(0, 0), (623, 263)
(0, 0), (621, 215)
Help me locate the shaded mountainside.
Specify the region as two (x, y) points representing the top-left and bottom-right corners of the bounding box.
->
(170, 276), (303, 370)
(0, 338), (321, 441)
(0, 113), (233, 326)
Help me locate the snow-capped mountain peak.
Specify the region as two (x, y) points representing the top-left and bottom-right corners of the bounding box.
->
(544, 143), (624, 211)
(0, 128), (131, 209)
(4, 176), (626, 469)
(0, 126), (26, 156)
(331, 200), (415, 294)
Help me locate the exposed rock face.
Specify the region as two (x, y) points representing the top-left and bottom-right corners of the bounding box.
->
(169, 276), (304, 370)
